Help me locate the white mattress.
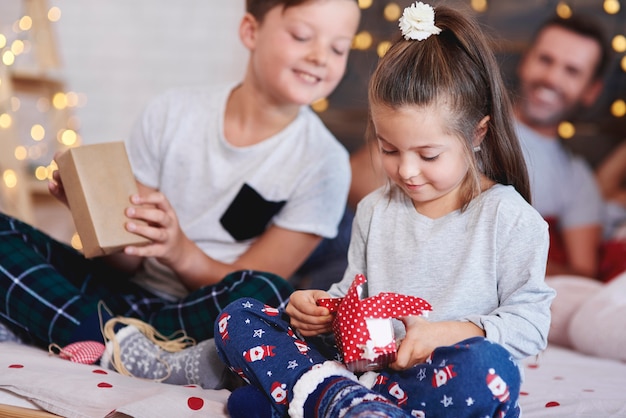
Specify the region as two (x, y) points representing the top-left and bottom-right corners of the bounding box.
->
(519, 345), (626, 417)
(0, 388), (43, 411)
(0, 342), (230, 418)
(2, 342), (625, 417)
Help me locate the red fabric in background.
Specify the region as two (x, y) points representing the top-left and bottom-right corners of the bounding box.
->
(545, 217), (626, 282)
(600, 240), (626, 282)
(545, 217), (567, 265)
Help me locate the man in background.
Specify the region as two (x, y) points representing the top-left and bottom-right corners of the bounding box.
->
(513, 14), (625, 280)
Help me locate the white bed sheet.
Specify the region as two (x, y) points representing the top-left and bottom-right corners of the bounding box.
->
(0, 388), (44, 412)
(519, 344), (626, 417)
(2, 341), (626, 417)
(0, 342), (230, 418)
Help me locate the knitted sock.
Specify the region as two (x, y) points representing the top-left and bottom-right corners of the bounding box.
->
(225, 375), (406, 418)
(302, 376), (406, 418)
(287, 361), (406, 418)
(100, 319), (234, 389)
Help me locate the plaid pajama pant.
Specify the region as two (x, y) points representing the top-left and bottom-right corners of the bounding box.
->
(0, 213), (293, 348)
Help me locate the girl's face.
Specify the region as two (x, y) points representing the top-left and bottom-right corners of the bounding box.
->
(245, 0), (360, 106)
(371, 103), (471, 218)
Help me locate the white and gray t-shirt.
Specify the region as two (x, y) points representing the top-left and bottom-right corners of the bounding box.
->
(125, 84), (350, 299)
(329, 184), (555, 360)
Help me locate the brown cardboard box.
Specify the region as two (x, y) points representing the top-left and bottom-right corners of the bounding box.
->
(56, 142), (150, 258)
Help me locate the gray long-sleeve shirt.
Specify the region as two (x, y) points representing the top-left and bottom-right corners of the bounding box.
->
(328, 184), (555, 360)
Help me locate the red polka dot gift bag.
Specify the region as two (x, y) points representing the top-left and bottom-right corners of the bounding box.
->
(317, 274), (432, 373)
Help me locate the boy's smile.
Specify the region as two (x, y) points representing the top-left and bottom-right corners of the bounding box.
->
(246, 0), (360, 107)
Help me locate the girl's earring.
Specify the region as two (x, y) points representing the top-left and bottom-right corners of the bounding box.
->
(473, 146), (481, 152)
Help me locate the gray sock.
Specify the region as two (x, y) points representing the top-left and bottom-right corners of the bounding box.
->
(101, 324), (236, 389)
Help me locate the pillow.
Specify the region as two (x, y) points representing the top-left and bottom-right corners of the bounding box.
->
(568, 271), (626, 361)
(545, 275), (602, 348)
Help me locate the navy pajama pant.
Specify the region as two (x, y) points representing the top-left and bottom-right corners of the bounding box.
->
(215, 297), (521, 417)
(0, 213), (293, 347)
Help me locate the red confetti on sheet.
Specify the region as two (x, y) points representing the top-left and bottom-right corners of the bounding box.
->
(97, 382), (113, 388)
(545, 401), (561, 408)
(187, 397), (204, 410)
(92, 369), (108, 375)
(9, 364), (24, 368)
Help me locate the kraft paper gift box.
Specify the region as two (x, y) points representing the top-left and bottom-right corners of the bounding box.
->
(56, 142), (150, 258)
(317, 274), (432, 373)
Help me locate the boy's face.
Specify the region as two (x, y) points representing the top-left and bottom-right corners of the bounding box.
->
(247, 0), (360, 106)
(516, 25), (602, 130)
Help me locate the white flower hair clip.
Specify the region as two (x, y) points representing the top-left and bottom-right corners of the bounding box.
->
(398, 1), (442, 41)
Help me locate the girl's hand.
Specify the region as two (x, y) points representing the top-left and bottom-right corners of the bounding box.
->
(390, 316), (437, 370)
(122, 191), (192, 271)
(286, 290), (334, 336)
(390, 318), (486, 371)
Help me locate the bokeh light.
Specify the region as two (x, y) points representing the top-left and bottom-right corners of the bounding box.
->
(471, 0), (488, 13)
(556, 2), (573, 18)
(3, 170), (18, 188)
(558, 121), (576, 139)
(48, 7), (62, 22)
(603, 0), (621, 14)
(311, 98), (329, 113)
(384, 3), (402, 22)
(611, 99), (626, 117)
(612, 34), (626, 53)
(353, 31), (373, 51)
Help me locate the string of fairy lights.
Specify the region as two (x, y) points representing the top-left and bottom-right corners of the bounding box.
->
(0, 0), (624, 196)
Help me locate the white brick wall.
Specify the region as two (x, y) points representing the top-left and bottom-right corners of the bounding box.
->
(55, 0), (247, 145)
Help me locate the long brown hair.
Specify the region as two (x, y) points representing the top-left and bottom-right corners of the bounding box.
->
(368, 5), (531, 206)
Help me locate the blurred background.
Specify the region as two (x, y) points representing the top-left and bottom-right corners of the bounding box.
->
(0, 0), (624, 245)
(325, 0), (626, 161)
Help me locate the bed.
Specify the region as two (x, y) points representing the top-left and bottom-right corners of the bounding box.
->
(1, 341), (625, 418)
(0, 341), (230, 418)
(519, 345), (626, 417)
(2, 273), (626, 417)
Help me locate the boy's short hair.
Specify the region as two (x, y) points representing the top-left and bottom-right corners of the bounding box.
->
(246, 0), (357, 22)
(246, 0), (313, 21)
(532, 14), (611, 80)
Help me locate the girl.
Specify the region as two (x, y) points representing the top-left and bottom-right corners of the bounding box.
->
(215, 2), (555, 417)
(0, 0), (360, 388)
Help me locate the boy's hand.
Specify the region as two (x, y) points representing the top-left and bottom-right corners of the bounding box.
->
(122, 191), (191, 270)
(48, 151), (69, 207)
(286, 290), (334, 336)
